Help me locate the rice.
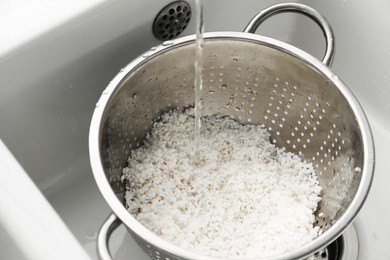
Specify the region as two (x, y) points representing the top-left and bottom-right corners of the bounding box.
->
(122, 108), (322, 258)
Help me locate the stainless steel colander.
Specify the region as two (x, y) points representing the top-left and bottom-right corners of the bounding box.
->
(89, 3), (374, 260)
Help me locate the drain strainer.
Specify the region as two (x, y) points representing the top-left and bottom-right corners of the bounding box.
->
(308, 239), (341, 260)
(153, 1), (191, 40)
(307, 224), (359, 260)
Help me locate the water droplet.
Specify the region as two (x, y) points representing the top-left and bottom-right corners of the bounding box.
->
(142, 53), (150, 58)
(233, 58), (238, 62)
(162, 40), (174, 46)
(354, 167), (361, 172)
(85, 232), (98, 241)
(331, 74), (339, 80)
(119, 68), (124, 72)
(209, 90), (215, 95)
(150, 46), (157, 51)
(222, 84), (227, 90)
(132, 93), (137, 99)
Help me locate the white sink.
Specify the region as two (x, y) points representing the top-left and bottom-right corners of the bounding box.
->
(1, 0), (389, 259)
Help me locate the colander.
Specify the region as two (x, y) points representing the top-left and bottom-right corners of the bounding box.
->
(89, 3), (374, 260)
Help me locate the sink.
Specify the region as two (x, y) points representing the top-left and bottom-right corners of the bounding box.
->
(0, 0), (389, 259)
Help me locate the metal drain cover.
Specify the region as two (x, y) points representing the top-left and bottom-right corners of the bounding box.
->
(308, 239), (340, 260)
(307, 224), (359, 260)
(153, 1), (191, 40)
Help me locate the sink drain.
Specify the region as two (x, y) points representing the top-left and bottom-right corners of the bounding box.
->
(307, 224), (359, 260)
(153, 1), (192, 41)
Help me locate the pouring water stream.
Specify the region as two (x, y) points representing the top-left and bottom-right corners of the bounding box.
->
(194, 0), (204, 162)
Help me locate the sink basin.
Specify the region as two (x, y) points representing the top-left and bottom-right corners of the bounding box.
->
(0, 0), (389, 259)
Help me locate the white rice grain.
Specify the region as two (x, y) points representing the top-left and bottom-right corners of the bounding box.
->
(122, 108), (322, 258)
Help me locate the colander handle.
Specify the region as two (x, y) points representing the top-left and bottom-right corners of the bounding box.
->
(243, 3), (335, 66)
(97, 213), (121, 260)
